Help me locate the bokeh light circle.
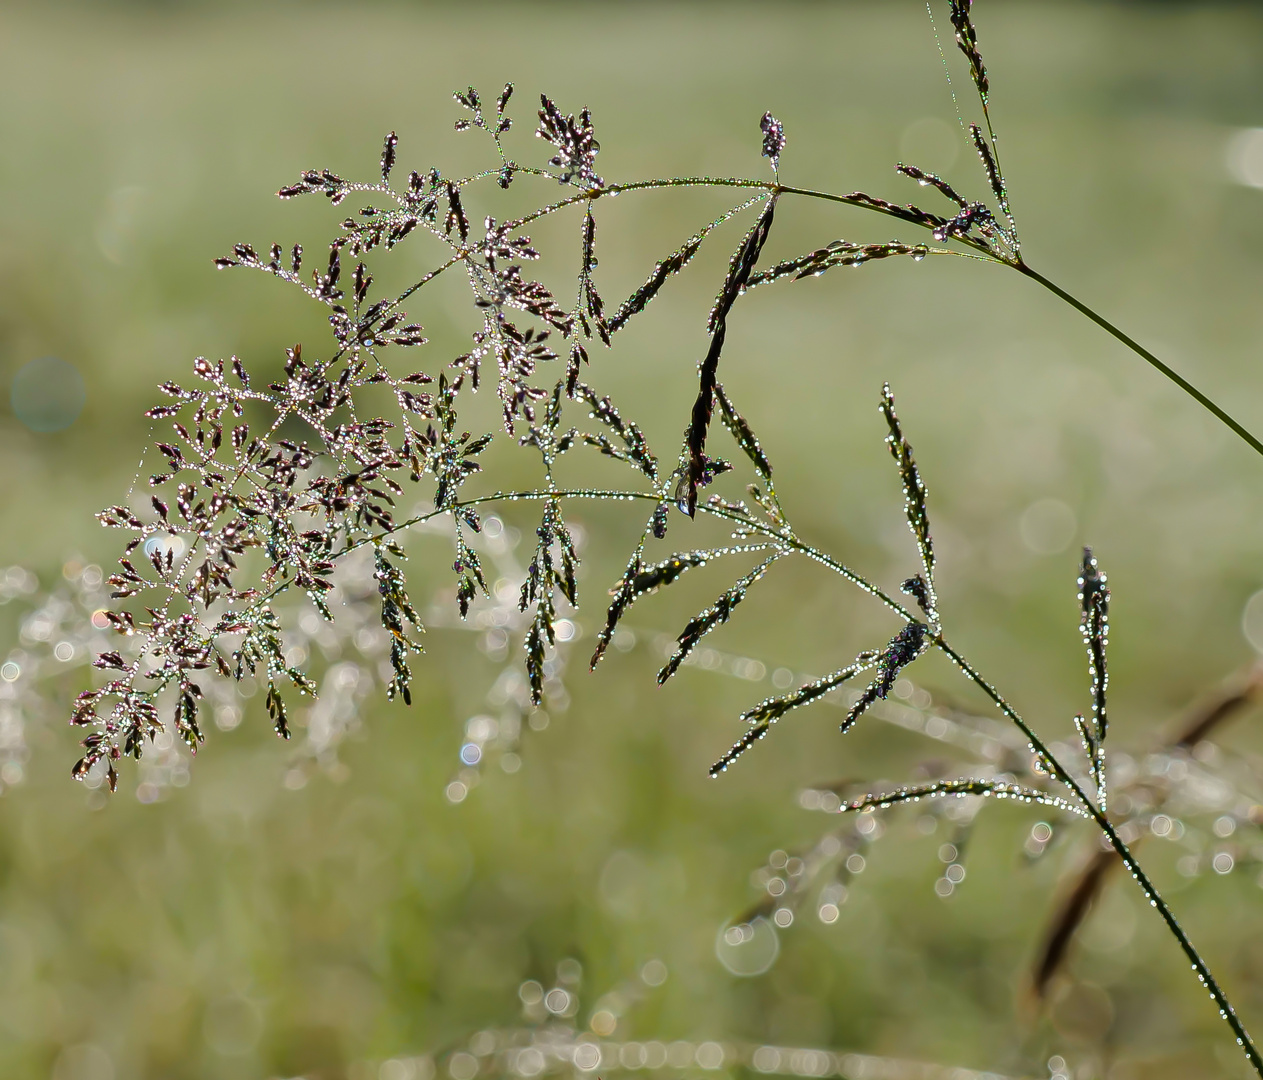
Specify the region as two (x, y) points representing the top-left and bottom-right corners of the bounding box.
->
(714, 917), (779, 976)
(1019, 498), (1076, 555)
(1242, 589), (1263, 652)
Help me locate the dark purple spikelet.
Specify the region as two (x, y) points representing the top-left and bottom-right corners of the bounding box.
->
(896, 163), (967, 209)
(536, 95), (603, 187)
(1078, 546), (1109, 744)
(948, 0), (989, 98)
(840, 621), (928, 734)
(901, 575), (933, 619)
(760, 112), (786, 172)
(684, 196), (777, 515)
(969, 123), (1010, 221)
(380, 131), (398, 182)
(746, 239), (931, 288)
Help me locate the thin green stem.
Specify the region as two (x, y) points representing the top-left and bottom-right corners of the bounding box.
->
(509, 177), (998, 258)
(341, 487), (657, 556)
(705, 508), (914, 621)
(561, 178), (1263, 460)
(1015, 262), (1263, 460)
(387, 169), (1260, 463)
(771, 182), (1263, 460)
(344, 489), (905, 621)
(937, 637), (1263, 1077)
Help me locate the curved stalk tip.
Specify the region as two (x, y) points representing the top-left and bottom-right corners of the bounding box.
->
(1017, 263), (1263, 459)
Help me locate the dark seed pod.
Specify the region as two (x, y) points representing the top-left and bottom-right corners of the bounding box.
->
(949, 0), (989, 99)
(381, 131), (398, 182)
(684, 196), (777, 516)
(760, 111), (786, 171)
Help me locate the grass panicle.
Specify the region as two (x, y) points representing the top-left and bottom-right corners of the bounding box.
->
(67, 5), (1263, 1073)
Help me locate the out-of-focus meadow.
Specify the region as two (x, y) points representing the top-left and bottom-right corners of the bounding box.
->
(4, 2), (1263, 1078)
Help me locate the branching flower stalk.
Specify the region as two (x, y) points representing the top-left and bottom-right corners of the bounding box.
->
(683, 386), (1263, 1074)
(70, 2), (1263, 1072)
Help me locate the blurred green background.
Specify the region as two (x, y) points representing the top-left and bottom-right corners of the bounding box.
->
(5, 1), (1263, 1078)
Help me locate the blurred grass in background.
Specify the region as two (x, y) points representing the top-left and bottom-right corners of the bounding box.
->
(3, 1), (1263, 1077)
